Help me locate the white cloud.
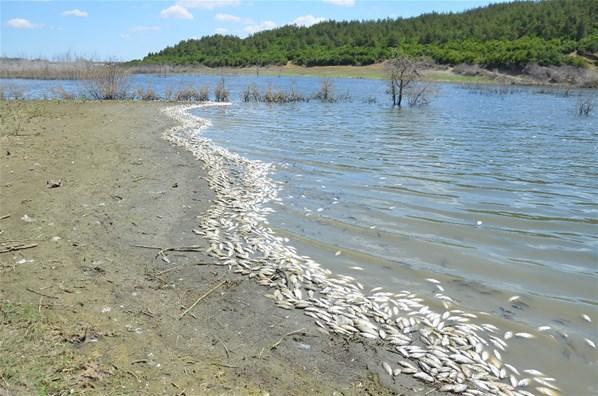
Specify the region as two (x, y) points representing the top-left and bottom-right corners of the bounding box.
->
(292, 14), (326, 27)
(160, 5), (193, 19)
(179, 0), (240, 9)
(6, 18), (37, 29)
(215, 13), (241, 22)
(161, 0), (238, 19)
(62, 9), (88, 17)
(129, 25), (161, 32)
(323, 0), (355, 6)
(243, 20), (276, 34)
(215, 27), (228, 34)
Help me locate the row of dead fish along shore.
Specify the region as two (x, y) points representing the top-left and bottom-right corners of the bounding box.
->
(161, 103), (561, 396)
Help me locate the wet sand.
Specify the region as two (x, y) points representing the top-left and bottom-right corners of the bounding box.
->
(0, 101), (450, 395)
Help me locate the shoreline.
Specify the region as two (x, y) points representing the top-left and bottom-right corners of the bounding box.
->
(0, 100), (564, 396)
(160, 103), (558, 396)
(0, 100), (443, 395)
(2, 61), (597, 88)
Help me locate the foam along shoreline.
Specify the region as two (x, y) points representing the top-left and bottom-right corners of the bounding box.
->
(162, 103), (561, 396)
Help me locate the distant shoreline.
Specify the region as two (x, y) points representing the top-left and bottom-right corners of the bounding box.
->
(1, 58), (597, 88)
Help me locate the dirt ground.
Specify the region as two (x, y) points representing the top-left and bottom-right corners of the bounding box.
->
(0, 101), (450, 395)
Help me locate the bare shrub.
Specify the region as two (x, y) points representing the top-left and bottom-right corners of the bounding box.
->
(577, 96), (594, 116)
(175, 86), (202, 101)
(287, 85), (307, 102)
(199, 86), (210, 101)
(386, 56), (419, 107)
(85, 63), (129, 100)
(7, 85), (25, 100)
(136, 87), (159, 101)
(314, 79), (336, 102)
(407, 82), (434, 107)
(386, 55), (435, 107)
(50, 86), (76, 100)
(214, 78), (229, 102)
(241, 84), (261, 102)
(241, 84), (308, 103)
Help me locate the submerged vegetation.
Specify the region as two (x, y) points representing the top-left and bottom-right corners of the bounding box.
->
(138, 0), (596, 69)
(577, 97), (594, 116)
(240, 79), (351, 103)
(214, 78), (230, 102)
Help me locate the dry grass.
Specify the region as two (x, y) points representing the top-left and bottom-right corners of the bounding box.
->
(135, 87), (159, 101)
(0, 58), (96, 80)
(174, 85), (209, 101)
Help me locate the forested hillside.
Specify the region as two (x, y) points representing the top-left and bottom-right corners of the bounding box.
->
(138, 0), (597, 69)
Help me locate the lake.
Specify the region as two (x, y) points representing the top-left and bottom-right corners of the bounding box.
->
(3, 74), (597, 394)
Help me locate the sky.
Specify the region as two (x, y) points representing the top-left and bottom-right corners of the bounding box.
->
(1, 0), (509, 61)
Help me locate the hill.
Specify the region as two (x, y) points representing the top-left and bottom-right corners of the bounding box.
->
(139, 0), (597, 69)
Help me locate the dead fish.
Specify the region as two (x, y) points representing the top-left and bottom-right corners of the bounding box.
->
(413, 372), (434, 383)
(582, 314), (592, 323)
(382, 361), (393, 376)
(515, 332), (535, 339)
(524, 369), (545, 376)
(440, 384), (468, 393)
(535, 386), (560, 396)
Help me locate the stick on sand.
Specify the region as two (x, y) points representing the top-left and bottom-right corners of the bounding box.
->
(179, 280), (227, 320)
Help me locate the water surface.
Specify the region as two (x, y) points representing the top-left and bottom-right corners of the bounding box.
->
(195, 80), (597, 395)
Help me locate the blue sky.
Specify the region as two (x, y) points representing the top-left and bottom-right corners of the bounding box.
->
(1, 0), (508, 61)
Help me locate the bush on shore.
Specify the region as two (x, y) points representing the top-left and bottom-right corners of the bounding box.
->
(85, 63), (129, 100)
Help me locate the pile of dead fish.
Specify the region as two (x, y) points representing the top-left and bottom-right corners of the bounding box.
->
(162, 104), (560, 396)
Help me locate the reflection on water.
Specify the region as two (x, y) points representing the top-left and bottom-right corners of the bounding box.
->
(5, 74), (598, 394)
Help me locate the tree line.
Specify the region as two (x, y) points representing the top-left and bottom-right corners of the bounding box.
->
(136, 0), (597, 69)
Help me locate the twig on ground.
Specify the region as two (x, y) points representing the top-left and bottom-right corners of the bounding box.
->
(133, 244), (205, 264)
(270, 328), (306, 350)
(0, 242), (38, 254)
(0, 214), (10, 220)
(209, 362), (238, 369)
(131, 359), (147, 364)
(215, 335), (230, 358)
(156, 265), (184, 275)
(133, 244), (203, 253)
(25, 287), (58, 299)
(127, 370), (141, 383)
(179, 280), (227, 320)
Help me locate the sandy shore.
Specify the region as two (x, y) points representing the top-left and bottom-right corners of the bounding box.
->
(0, 101), (452, 395)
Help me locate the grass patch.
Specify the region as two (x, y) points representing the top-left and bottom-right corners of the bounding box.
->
(0, 303), (73, 395)
(0, 303), (117, 395)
